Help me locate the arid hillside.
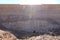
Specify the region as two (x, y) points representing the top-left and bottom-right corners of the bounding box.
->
(0, 29), (18, 40)
(0, 4), (60, 38)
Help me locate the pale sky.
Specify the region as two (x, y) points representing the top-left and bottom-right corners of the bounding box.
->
(0, 0), (60, 5)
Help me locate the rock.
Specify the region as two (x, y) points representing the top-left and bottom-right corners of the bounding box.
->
(25, 34), (60, 40)
(0, 30), (18, 40)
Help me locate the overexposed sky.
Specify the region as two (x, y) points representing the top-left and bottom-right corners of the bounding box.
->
(0, 0), (60, 5)
(19, 0), (57, 5)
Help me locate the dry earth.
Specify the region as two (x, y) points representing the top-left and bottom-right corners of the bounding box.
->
(24, 34), (60, 40)
(0, 30), (19, 40)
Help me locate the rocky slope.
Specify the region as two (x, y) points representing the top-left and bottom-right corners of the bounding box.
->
(24, 34), (60, 40)
(1, 4), (60, 33)
(0, 4), (60, 40)
(0, 29), (60, 40)
(0, 30), (18, 40)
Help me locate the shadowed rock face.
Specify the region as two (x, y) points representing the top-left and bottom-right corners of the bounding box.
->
(0, 4), (60, 38)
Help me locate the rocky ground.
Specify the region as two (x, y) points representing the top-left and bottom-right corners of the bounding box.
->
(0, 30), (60, 40)
(23, 34), (60, 40)
(0, 30), (18, 40)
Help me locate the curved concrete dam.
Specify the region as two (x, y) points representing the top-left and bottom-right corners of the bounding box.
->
(0, 4), (60, 35)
